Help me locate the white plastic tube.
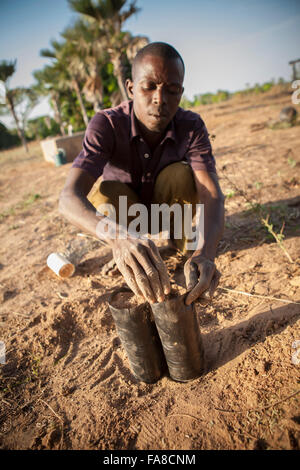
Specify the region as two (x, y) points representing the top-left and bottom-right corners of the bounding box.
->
(47, 253), (75, 278)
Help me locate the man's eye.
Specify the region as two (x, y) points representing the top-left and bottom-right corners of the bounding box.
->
(168, 86), (182, 94)
(141, 83), (156, 91)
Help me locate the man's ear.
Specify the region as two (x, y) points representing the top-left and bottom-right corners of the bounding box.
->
(125, 79), (134, 99)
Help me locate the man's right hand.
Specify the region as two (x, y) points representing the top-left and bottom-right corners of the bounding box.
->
(111, 237), (171, 304)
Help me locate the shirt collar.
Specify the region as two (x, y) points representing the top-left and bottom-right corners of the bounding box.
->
(129, 101), (176, 144)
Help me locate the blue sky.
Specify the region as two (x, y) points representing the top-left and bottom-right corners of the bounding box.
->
(1, 0), (300, 127)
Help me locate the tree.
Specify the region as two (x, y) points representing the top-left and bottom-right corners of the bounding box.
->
(61, 18), (107, 113)
(0, 60), (37, 152)
(33, 66), (67, 136)
(0, 121), (20, 149)
(40, 39), (90, 126)
(68, 0), (148, 101)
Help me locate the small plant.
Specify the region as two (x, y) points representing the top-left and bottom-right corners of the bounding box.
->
(0, 207), (16, 221)
(23, 193), (41, 206)
(221, 171), (294, 263)
(225, 190), (236, 199)
(260, 216), (293, 263)
(0, 192), (41, 223)
(31, 355), (41, 378)
(288, 157), (296, 168)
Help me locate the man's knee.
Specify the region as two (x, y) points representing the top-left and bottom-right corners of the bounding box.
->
(87, 179), (140, 226)
(88, 180), (139, 208)
(153, 161), (197, 204)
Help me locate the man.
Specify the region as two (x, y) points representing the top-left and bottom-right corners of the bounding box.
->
(59, 42), (224, 305)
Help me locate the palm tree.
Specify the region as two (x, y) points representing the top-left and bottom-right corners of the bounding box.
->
(61, 18), (107, 113)
(40, 39), (90, 126)
(68, 0), (148, 102)
(0, 60), (33, 152)
(33, 66), (67, 136)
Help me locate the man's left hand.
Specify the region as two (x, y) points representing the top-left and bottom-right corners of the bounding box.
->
(184, 253), (221, 305)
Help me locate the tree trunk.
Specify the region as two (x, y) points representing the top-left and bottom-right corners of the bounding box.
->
(83, 73), (103, 114)
(7, 97), (28, 153)
(72, 78), (89, 127)
(93, 99), (102, 113)
(111, 54), (128, 102)
(51, 93), (66, 136)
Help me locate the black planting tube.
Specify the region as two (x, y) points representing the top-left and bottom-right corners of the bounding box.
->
(108, 287), (167, 383)
(150, 293), (204, 382)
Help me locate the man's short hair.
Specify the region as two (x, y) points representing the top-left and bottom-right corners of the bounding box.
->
(132, 42), (185, 80)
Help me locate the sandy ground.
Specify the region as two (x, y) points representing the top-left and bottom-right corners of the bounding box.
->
(0, 87), (299, 450)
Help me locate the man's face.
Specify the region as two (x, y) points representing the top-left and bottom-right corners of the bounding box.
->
(126, 54), (184, 134)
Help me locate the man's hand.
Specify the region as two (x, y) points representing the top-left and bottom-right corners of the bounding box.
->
(184, 252), (221, 305)
(111, 237), (171, 304)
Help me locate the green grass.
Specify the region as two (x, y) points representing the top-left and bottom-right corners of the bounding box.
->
(0, 192), (42, 222)
(180, 80), (288, 109)
(225, 190), (236, 199)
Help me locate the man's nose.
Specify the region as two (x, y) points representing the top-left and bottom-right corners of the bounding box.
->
(153, 86), (166, 105)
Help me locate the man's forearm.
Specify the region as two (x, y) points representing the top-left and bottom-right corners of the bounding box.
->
(58, 190), (116, 247)
(196, 196), (224, 260)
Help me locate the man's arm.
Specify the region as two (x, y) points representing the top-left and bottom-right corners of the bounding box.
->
(194, 170), (225, 259)
(59, 167), (170, 303)
(185, 169), (225, 305)
(58, 167), (101, 238)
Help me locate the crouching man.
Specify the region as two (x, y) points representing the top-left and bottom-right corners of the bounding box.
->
(59, 42), (225, 305)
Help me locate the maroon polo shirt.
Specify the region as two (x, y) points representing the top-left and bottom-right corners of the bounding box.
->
(72, 100), (216, 206)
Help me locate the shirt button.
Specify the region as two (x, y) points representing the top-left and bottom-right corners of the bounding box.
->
(144, 153), (150, 159)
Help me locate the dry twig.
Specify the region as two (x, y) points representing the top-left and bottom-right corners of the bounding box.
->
(218, 286), (300, 305)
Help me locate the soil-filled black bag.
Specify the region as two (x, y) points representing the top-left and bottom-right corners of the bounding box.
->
(108, 287), (167, 383)
(150, 293), (204, 382)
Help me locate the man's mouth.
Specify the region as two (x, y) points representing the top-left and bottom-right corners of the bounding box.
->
(149, 113), (168, 119)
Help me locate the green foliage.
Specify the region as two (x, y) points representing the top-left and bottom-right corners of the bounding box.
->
(233, 79), (276, 98)
(0, 59), (17, 84)
(101, 61), (119, 107)
(0, 122), (20, 149)
(59, 88), (90, 131)
(225, 190), (236, 199)
(180, 89), (230, 108)
(180, 78), (281, 111)
(26, 116), (60, 140)
(179, 95), (192, 109)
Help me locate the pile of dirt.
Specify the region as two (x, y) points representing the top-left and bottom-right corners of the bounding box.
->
(0, 87), (299, 450)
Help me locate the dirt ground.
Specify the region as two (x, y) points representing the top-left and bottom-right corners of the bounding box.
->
(0, 86), (299, 450)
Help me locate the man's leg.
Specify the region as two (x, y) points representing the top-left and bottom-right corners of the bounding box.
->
(88, 179), (141, 223)
(152, 162), (198, 254)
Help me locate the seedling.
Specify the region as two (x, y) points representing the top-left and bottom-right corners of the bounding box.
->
(288, 157), (296, 168)
(221, 171), (294, 263)
(225, 190), (236, 199)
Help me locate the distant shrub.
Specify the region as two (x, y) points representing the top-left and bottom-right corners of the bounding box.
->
(0, 122), (21, 150)
(180, 95), (193, 109)
(180, 79), (281, 110)
(26, 116), (60, 140)
(261, 82), (273, 92)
